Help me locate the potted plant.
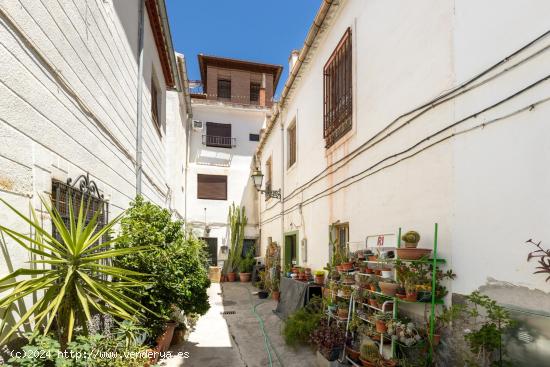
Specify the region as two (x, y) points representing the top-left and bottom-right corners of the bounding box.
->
(238, 249), (255, 282)
(359, 339), (380, 367)
(379, 279), (399, 296)
(369, 278), (379, 292)
(381, 268), (393, 278)
(314, 270), (326, 285)
(310, 319), (346, 361)
(401, 230), (421, 248)
(337, 301), (349, 319)
(374, 313), (391, 333)
(404, 280), (418, 302)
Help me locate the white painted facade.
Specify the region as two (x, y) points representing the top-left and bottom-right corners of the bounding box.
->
(0, 0), (188, 291)
(185, 100), (267, 264)
(257, 0), (550, 310)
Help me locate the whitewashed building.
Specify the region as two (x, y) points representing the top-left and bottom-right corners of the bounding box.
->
(185, 55), (282, 265)
(0, 0), (190, 324)
(256, 0), (550, 362)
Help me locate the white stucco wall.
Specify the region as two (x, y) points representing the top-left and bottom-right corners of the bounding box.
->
(186, 101), (266, 262)
(258, 0), (550, 308)
(0, 0), (189, 325)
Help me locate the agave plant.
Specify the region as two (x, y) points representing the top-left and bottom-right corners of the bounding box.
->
(0, 196), (152, 346)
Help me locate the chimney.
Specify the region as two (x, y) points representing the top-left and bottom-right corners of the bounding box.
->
(259, 73), (267, 107)
(288, 49), (300, 74)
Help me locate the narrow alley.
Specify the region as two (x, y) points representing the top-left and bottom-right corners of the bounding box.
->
(161, 283), (315, 367)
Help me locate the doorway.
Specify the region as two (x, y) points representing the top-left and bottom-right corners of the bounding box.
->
(201, 237), (218, 265)
(284, 231), (299, 269)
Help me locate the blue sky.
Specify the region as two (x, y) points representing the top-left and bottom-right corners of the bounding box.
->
(165, 0), (320, 96)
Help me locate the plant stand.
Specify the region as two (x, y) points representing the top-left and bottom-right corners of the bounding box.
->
(343, 223), (447, 365)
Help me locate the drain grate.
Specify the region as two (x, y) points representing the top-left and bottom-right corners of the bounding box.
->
(221, 311), (236, 315)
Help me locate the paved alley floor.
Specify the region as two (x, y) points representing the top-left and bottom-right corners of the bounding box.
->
(160, 282), (316, 367)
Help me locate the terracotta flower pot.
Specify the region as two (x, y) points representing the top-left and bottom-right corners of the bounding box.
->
(374, 269), (382, 276)
(341, 262), (353, 271)
(365, 268), (374, 274)
(239, 272), (251, 282)
(346, 346), (360, 360)
(368, 255), (378, 261)
(379, 282), (399, 296)
(369, 284), (377, 291)
(336, 265), (343, 272)
(396, 293), (406, 299)
(368, 299), (378, 307)
(375, 320), (387, 333)
(155, 321), (176, 353)
(359, 357), (377, 367)
(272, 290), (280, 301)
(314, 274), (325, 285)
(337, 308), (348, 319)
(432, 333), (441, 346)
(227, 272), (236, 282)
(170, 327), (186, 346)
(396, 248), (432, 260)
(405, 292), (418, 302)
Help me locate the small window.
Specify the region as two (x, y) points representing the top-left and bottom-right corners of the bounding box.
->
(249, 133), (260, 142)
(197, 174), (227, 200)
(151, 75), (161, 135)
(288, 122), (297, 167)
(218, 79), (231, 99)
(250, 82), (260, 102)
(324, 28), (352, 148)
(205, 122), (232, 148)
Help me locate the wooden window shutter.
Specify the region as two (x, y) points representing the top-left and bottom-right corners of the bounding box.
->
(197, 174), (227, 200)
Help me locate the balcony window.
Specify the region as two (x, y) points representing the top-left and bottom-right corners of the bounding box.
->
(323, 28), (352, 148)
(203, 122), (234, 148)
(217, 78), (231, 99)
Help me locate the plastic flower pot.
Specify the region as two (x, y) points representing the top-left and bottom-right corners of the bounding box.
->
(381, 270), (393, 278)
(432, 333), (441, 346)
(258, 290), (269, 299)
(155, 321), (176, 353)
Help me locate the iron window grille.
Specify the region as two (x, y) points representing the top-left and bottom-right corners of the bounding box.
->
(250, 82), (260, 102)
(217, 79), (231, 99)
(323, 28), (352, 148)
(51, 174), (110, 276)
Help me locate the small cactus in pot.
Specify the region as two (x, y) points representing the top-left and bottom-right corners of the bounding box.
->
(401, 230), (420, 248)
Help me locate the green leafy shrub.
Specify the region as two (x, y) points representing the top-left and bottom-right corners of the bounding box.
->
(283, 297), (322, 347)
(115, 196), (210, 338)
(239, 249), (255, 273)
(224, 203), (247, 274)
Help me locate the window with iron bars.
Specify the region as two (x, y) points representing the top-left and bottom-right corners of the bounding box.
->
(51, 179), (110, 276)
(323, 28), (352, 148)
(217, 78), (231, 99)
(250, 82), (260, 103)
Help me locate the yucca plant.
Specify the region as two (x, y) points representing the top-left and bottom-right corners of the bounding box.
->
(0, 195), (152, 347)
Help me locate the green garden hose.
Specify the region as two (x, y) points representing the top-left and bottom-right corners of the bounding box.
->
(237, 284), (285, 367)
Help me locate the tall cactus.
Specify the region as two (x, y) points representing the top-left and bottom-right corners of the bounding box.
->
(224, 203), (247, 273)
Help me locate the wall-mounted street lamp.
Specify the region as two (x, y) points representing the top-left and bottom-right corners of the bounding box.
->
(251, 168), (281, 199)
